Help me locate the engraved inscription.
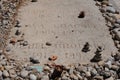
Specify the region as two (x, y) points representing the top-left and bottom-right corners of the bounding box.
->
(14, 43), (82, 49)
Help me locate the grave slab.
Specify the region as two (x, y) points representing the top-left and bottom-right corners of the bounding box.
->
(9, 0), (117, 65)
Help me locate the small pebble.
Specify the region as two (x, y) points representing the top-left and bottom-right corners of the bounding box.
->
(105, 60), (112, 68)
(41, 75), (49, 80)
(30, 74), (37, 80)
(46, 42), (52, 46)
(31, 0), (37, 2)
(94, 75), (103, 80)
(85, 71), (91, 77)
(106, 6), (116, 13)
(0, 71), (2, 76)
(105, 76), (114, 80)
(2, 70), (9, 77)
(116, 19), (120, 24)
(91, 69), (98, 76)
(30, 57), (40, 64)
(20, 70), (29, 78)
(23, 41), (28, 46)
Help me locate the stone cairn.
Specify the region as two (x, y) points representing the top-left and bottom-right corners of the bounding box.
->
(82, 42), (90, 53)
(0, 0), (119, 80)
(91, 46), (103, 62)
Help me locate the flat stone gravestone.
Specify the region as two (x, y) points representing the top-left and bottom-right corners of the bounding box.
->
(9, 0), (117, 64)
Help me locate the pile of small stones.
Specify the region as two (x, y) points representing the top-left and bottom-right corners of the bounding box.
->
(0, 0), (120, 80)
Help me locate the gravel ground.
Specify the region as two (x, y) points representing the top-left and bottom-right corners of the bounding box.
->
(0, 0), (119, 80)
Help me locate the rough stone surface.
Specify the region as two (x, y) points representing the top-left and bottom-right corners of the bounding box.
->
(9, 0), (117, 65)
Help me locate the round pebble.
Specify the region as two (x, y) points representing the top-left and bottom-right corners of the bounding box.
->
(30, 74), (37, 80)
(0, 71), (2, 76)
(106, 6), (116, 13)
(2, 70), (9, 77)
(20, 70), (29, 78)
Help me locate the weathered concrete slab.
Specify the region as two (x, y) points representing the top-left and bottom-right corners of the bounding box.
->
(9, 0), (117, 65)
